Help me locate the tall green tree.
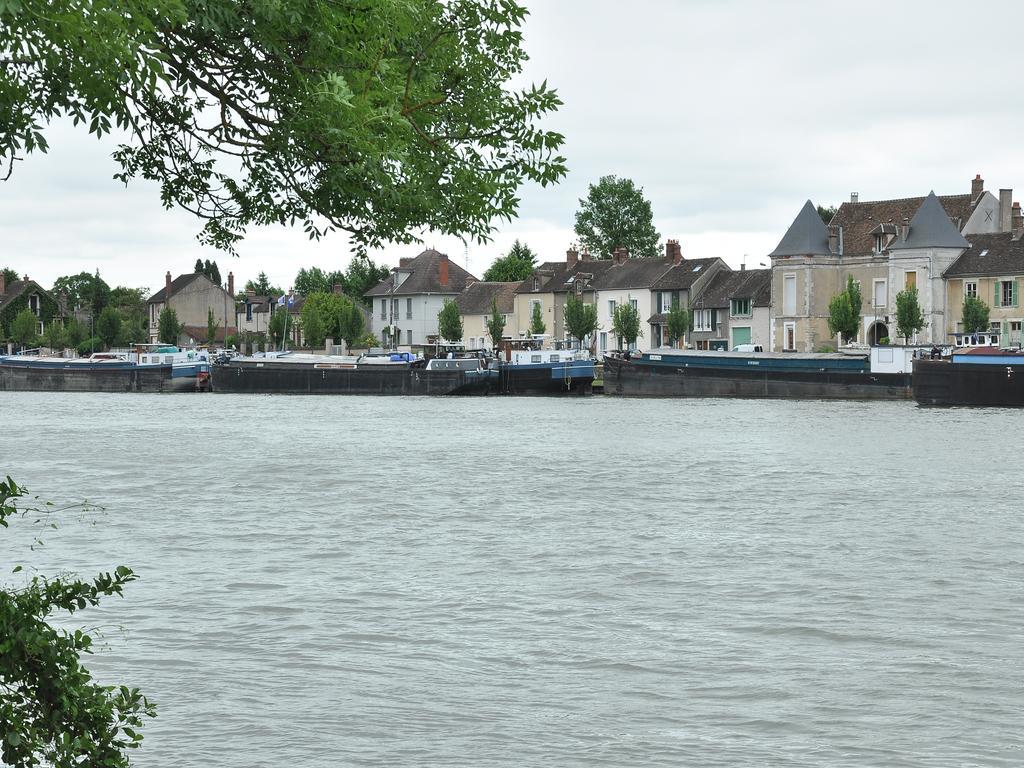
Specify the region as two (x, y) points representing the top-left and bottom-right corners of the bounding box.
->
(194, 258), (203, 274)
(244, 272), (282, 297)
(486, 298), (506, 349)
(268, 310), (289, 349)
(109, 287), (149, 343)
(1, 0), (565, 254)
(43, 320), (65, 352)
(666, 301), (690, 347)
(1, 266), (19, 284)
(574, 175), (660, 258)
(0, 476), (155, 768)
(817, 205), (837, 225)
(612, 302), (643, 349)
(10, 309), (38, 347)
(51, 271), (110, 317)
(294, 267), (346, 297)
(344, 256), (391, 307)
(961, 296), (990, 334)
(827, 275), (863, 344)
(299, 299), (326, 348)
(564, 294), (599, 351)
(96, 306), (122, 349)
(529, 302), (546, 335)
(156, 307), (182, 345)
(895, 286), (925, 344)
(337, 301), (365, 349)
(438, 299), (464, 342)
(483, 240), (537, 282)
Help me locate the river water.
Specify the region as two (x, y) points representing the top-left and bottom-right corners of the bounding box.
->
(2, 393), (1022, 767)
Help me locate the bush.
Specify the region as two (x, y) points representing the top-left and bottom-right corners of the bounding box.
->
(76, 337), (103, 357)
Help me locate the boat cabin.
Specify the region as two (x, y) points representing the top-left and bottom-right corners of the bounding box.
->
(951, 331), (1002, 348)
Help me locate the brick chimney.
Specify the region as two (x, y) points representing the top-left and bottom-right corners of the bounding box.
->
(828, 224), (843, 255)
(613, 247), (628, 265)
(1012, 202), (1023, 238)
(1000, 188), (1013, 231)
(165, 271), (172, 296)
(850, 192), (859, 203)
(438, 253), (449, 287)
(899, 217), (910, 241)
(399, 257), (413, 268)
(567, 247), (579, 269)
(332, 283), (344, 295)
(665, 239), (682, 265)
(246, 289), (256, 298)
(228, 271), (234, 296)
(581, 249), (592, 262)
(0, 271), (5, 296)
(972, 174), (984, 201)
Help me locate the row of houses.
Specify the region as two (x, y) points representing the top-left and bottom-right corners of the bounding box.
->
(362, 173), (1024, 354)
(362, 242), (771, 352)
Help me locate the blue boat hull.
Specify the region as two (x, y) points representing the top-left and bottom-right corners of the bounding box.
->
(0, 359), (173, 392)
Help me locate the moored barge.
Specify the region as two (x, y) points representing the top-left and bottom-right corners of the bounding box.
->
(0, 354), (173, 392)
(603, 348), (913, 400)
(913, 349), (1024, 406)
(211, 352), (496, 395)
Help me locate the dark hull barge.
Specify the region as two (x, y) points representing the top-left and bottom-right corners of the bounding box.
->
(913, 351), (1024, 406)
(0, 356), (173, 393)
(603, 350), (912, 400)
(211, 355), (496, 395)
(499, 359), (595, 395)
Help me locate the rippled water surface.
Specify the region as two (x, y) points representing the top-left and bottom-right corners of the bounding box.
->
(3, 393), (1023, 767)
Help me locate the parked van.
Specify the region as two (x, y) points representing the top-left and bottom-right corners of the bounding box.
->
(732, 344), (764, 353)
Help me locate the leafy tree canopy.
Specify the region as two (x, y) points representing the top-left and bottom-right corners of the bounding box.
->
(193, 259), (221, 286)
(51, 271), (110, 316)
(817, 205), (837, 225)
(961, 295), (990, 335)
(529, 301), (546, 335)
(827, 276), (863, 344)
(438, 298), (463, 342)
(666, 301), (690, 346)
(482, 240), (537, 282)
(156, 306), (182, 345)
(96, 306), (122, 348)
(9, 308), (37, 346)
(895, 286), (925, 344)
(612, 302), (642, 348)
(243, 272), (282, 298)
(294, 267), (345, 297)
(0, 477), (155, 768)
(564, 293), (598, 349)
(1, 0), (565, 254)
(344, 255), (391, 307)
(574, 175), (660, 259)
(1, 266), (19, 284)
(486, 297), (506, 348)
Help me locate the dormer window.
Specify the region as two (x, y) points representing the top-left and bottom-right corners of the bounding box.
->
(532, 277), (539, 291)
(575, 279), (583, 295)
(28, 293), (39, 315)
(874, 235), (884, 253)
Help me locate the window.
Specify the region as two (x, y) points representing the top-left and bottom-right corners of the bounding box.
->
(406, 298), (412, 319)
(695, 340), (710, 350)
(873, 279), (887, 308)
(29, 294), (39, 315)
(730, 298), (751, 317)
(694, 309), (711, 332)
(990, 321), (1003, 334)
(905, 271), (917, 290)
(575, 280), (583, 295)
(629, 298), (638, 311)
(380, 299), (387, 319)
(1011, 321), (1022, 344)
(549, 354), (560, 362)
(996, 280), (1018, 307)
(784, 322), (796, 351)
(599, 333), (607, 351)
(532, 277), (539, 291)
(710, 309), (719, 332)
(531, 354), (542, 363)
(391, 298), (399, 318)
(964, 281), (977, 299)
(608, 299), (616, 317)
(783, 275), (796, 315)
(406, 329), (412, 345)
(246, 303), (253, 321)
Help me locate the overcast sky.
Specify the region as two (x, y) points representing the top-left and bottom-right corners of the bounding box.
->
(3, 0), (1024, 294)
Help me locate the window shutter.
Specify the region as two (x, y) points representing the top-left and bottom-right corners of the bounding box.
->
(1014, 280), (1020, 307)
(994, 282), (1001, 307)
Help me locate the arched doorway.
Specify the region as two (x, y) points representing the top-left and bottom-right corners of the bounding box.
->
(868, 322), (889, 345)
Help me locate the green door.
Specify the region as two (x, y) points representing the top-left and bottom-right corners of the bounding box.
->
(731, 326), (751, 348)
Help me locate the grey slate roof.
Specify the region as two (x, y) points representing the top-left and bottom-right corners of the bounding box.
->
(592, 257), (676, 291)
(454, 281), (520, 315)
(515, 259), (613, 294)
(768, 200), (833, 257)
(695, 268), (772, 308)
(148, 273), (205, 304)
(944, 233), (1024, 278)
(650, 257), (724, 290)
(364, 249), (477, 297)
(891, 191), (970, 250)
(831, 193), (975, 256)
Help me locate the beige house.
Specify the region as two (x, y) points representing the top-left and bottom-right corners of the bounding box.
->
(148, 270), (236, 344)
(944, 216), (1024, 345)
(513, 249), (612, 346)
(769, 176), (1013, 351)
(455, 281), (520, 350)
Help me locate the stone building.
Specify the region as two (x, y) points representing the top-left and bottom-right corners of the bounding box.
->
(147, 270), (236, 343)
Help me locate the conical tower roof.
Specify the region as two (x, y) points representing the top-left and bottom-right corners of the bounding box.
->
(768, 200), (832, 258)
(894, 191), (969, 249)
